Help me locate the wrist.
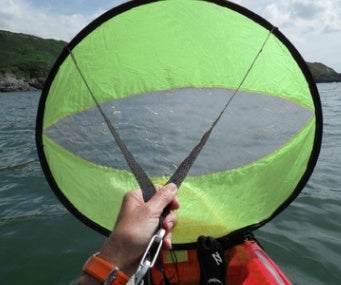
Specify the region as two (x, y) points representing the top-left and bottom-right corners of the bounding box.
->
(99, 235), (138, 276)
(82, 253), (130, 285)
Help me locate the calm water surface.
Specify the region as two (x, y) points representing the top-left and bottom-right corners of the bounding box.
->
(0, 83), (340, 284)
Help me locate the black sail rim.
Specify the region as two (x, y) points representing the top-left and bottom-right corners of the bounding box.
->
(35, 0), (323, 249)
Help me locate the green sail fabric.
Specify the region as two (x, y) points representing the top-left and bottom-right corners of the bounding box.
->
(37, 0), (322, 246)
(44, 0), (313, 129)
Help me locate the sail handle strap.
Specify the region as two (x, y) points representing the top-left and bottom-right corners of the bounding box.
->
(67, 26), (276, 284)
(166, 26), (277, 188)
(67, 47), (157, 202)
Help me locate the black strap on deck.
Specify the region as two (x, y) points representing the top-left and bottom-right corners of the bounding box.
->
(197, 236), (227, 285)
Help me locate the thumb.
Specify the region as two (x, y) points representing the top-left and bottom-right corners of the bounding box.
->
(147, 183), (177, 215)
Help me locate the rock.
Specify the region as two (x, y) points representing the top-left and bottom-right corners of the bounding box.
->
(28, 77), (46, 90)
(0, 72), (45, 92)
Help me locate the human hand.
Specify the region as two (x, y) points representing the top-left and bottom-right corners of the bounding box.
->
(99, 183), (179, 276)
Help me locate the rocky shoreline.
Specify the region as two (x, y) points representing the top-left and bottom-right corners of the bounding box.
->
(0, 72), (45, 92)
(1, 70), (340, 93)
(1, 67), (341, 93)
(0, 29), (64, 92)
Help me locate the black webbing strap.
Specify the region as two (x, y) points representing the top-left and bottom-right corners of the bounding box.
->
(67, 26), (276, 205)
(161, 27), (276, 220)
(197, 236), (226, 285)
(166, 27), (276, 189)
(67, 48), (156, 202)
(66, 27), (275, 284)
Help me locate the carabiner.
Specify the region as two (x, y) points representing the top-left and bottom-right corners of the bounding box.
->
(134, 228), (166, 284)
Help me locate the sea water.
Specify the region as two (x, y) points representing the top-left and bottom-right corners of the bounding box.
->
(0, 83), (340, 284)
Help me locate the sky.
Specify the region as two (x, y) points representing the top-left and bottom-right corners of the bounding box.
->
(0, 0), (340, 71)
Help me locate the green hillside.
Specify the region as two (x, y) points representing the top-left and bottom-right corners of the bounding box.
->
(0, 30), (66, 78)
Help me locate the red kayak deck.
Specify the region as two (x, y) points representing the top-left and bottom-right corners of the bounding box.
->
(151, 239), (292, 284)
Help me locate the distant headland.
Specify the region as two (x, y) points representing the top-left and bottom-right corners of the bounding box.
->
(1, 29), (340, 92)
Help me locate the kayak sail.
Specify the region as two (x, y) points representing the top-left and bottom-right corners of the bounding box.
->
(36, 0), (322, 248)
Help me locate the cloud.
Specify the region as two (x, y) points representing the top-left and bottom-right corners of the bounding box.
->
(233, 0), (341, 71)
(234, 0), (341, 33)
(0, 0), (102, 41)
(262, 0), (341, 33)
